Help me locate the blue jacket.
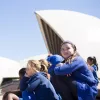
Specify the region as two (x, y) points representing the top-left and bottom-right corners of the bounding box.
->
(48, 55), (78, 100)
(54, 56), (98, 100)
(27, 72), (60, 100)
(92, 65), (97, 71)
(91, 65), (99, 85)
(47, 54), (64, 66)
(48, 55), (98, 100)
(47, 55), (64, 76)
(20, 76), (29, 91)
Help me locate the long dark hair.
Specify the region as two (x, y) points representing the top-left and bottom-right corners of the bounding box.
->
(87, 56), (98, 71)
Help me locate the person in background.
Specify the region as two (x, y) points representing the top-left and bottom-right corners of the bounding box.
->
(87, 56), (98, 71)
(2, 68), (26, 100)
(48, 41), (98, 100)
(20, 60), (61, 100)
(87, 56), (99, 85)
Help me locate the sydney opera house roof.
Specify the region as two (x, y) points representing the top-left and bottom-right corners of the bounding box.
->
(35, 10), (100, 65)
(35, 10), (100, 78)
(0, 57), (20, 85)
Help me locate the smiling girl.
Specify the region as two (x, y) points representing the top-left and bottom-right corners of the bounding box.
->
(53, 41), (98, 100)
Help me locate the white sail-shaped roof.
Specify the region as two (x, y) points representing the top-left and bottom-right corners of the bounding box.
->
(0, 57), (20, 84)
(35, 10), (100, 76)
(35, 10), (100, 63)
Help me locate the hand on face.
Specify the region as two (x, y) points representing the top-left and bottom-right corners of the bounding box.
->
(24, 73), (29, 77)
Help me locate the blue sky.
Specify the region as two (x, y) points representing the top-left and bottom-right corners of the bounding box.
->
(0, 0), (100, 61)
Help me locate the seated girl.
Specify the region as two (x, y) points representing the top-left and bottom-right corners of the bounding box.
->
(48, 41), (98, 100)
(47, 54), (77, 100)
(20, 60), (61, 100)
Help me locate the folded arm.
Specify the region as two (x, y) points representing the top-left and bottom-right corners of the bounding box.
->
(54, 57), (84, 75)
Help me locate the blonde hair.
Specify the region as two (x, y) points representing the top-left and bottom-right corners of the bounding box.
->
(27, 60), (41, 71)
(39, 59), (49, 73)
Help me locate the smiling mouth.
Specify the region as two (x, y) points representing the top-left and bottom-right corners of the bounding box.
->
(64, 53), (69, 55)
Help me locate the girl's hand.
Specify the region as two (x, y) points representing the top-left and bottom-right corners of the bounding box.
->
(24, 73), (29, 77)
(66, 73), (72, 77)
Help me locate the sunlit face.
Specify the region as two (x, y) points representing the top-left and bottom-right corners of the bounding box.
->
(87, 59), (93, 66)
(26, 65), (35, 77)
(61, 43), (74, 59)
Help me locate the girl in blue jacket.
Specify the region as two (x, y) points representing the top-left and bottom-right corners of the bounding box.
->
(20, 60), (61, 100)
(47, 54), (78, 100)
(87, 56), (99, 84)
(87, 56), (98, 71)
(48, 41), (98, 100)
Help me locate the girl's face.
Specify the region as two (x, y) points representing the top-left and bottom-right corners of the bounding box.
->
(87, 59), (93, 66)
(61, 43), (74, 59)
(26, 65), (35, 77)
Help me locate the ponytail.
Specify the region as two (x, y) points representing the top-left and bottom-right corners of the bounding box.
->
(40, 64), (48, 73)
(93, 56), (98, 71)
(39, 59), (49, 73)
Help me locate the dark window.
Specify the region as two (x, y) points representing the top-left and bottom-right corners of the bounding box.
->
(41, 19), (63, 54)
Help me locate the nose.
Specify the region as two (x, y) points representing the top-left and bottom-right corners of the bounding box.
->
(63, 50), (68, 53)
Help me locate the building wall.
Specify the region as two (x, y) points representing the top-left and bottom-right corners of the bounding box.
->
(0, 80), (19, 95)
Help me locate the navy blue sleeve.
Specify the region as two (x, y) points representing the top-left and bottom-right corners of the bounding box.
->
(27, 78), (41, 92)
(54, 56), (85, 75)
(48, 65), (56, 75)
(20, 76), (29, 91)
